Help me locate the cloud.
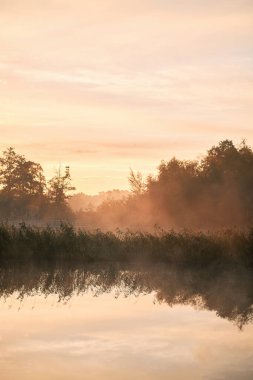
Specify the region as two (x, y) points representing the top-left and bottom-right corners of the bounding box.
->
(0, 0), (252, 193)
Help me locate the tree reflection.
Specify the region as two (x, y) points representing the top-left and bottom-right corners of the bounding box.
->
(0, 263), (252, 329)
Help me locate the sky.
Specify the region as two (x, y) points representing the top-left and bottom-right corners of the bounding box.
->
(0, 0), (252, 194)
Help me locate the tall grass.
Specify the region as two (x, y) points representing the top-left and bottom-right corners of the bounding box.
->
(0, 223), (252, 268)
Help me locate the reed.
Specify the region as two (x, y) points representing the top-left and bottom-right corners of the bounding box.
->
(0, 223), (252, 268)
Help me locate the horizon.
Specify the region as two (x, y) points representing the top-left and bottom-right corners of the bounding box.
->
(1, 0), (253, 194)
(0, 138), (251, 196)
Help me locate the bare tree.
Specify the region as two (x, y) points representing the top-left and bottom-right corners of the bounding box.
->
(128, 169), (145, 195)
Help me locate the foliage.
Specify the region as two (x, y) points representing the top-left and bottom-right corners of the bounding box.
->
(80, 139), (253, 230)
(1, 139), (253, 230)
(0, 147), (45, 196)
(128, 169), (145, 195)
(0, 148), (74, 221)
(48, 166), (75, 205)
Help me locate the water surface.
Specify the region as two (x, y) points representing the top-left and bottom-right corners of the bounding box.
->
(0, 264), (253, 379)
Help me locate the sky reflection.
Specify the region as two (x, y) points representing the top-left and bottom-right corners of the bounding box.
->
(0, 264), (253, 379)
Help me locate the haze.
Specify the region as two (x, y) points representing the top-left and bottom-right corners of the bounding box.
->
(0, 0), (252, 193)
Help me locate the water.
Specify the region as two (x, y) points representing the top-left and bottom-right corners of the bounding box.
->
(0, 263), (253, 380)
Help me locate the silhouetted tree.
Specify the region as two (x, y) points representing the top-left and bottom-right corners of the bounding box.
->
(128, 169), (145, 195)
(0, 147), (23, 194)
(48, 166), (75, 205)
(47, 166), (75, 221)
(80, 139), (253, 230)
(144, 140), (253, 228)
(0, 148), (75, 222)
(0, 147), (45, 197)
(0, 148), (47, 219)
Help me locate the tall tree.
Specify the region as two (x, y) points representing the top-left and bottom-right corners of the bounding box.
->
(0, 148), (47, 218)
(0, 147), (46, 197)
(0, 147), (23, 194)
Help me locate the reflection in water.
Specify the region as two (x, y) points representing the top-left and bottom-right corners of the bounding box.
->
(1, 263), (253, 329)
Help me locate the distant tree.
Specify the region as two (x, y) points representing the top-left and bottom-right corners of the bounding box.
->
(128, 169), (145, 195)
(48, 166), (75, 205)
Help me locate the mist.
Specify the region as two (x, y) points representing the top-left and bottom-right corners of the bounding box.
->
(74, 139), (253, 231)
(0, 139), (252, 232)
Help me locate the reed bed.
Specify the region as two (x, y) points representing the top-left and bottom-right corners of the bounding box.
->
(0, 223), (252, 268)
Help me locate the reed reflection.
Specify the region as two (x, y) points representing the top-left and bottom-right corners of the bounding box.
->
(0, 263), (253, 329)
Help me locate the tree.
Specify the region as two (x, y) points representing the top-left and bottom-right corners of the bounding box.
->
(128, 169), (145, 195)
(0, 147), (47, 218)
(0, 147), (23, 194)
(137, 139), (253, 228)
(16, 161), (45, 196)
(0, 147), (46, 197)
(48, 166), (75, 205)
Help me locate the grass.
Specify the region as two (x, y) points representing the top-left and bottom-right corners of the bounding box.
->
(0, 223), (252, 268)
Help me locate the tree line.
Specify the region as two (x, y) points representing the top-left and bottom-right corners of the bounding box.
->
(78, 139), (253, 230)
(0, 147), (75, 222)
(143, 139), (253, 228)
(0, 139), (253, 229)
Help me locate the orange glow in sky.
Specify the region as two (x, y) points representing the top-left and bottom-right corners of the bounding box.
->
(0, 0), (252, 193)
